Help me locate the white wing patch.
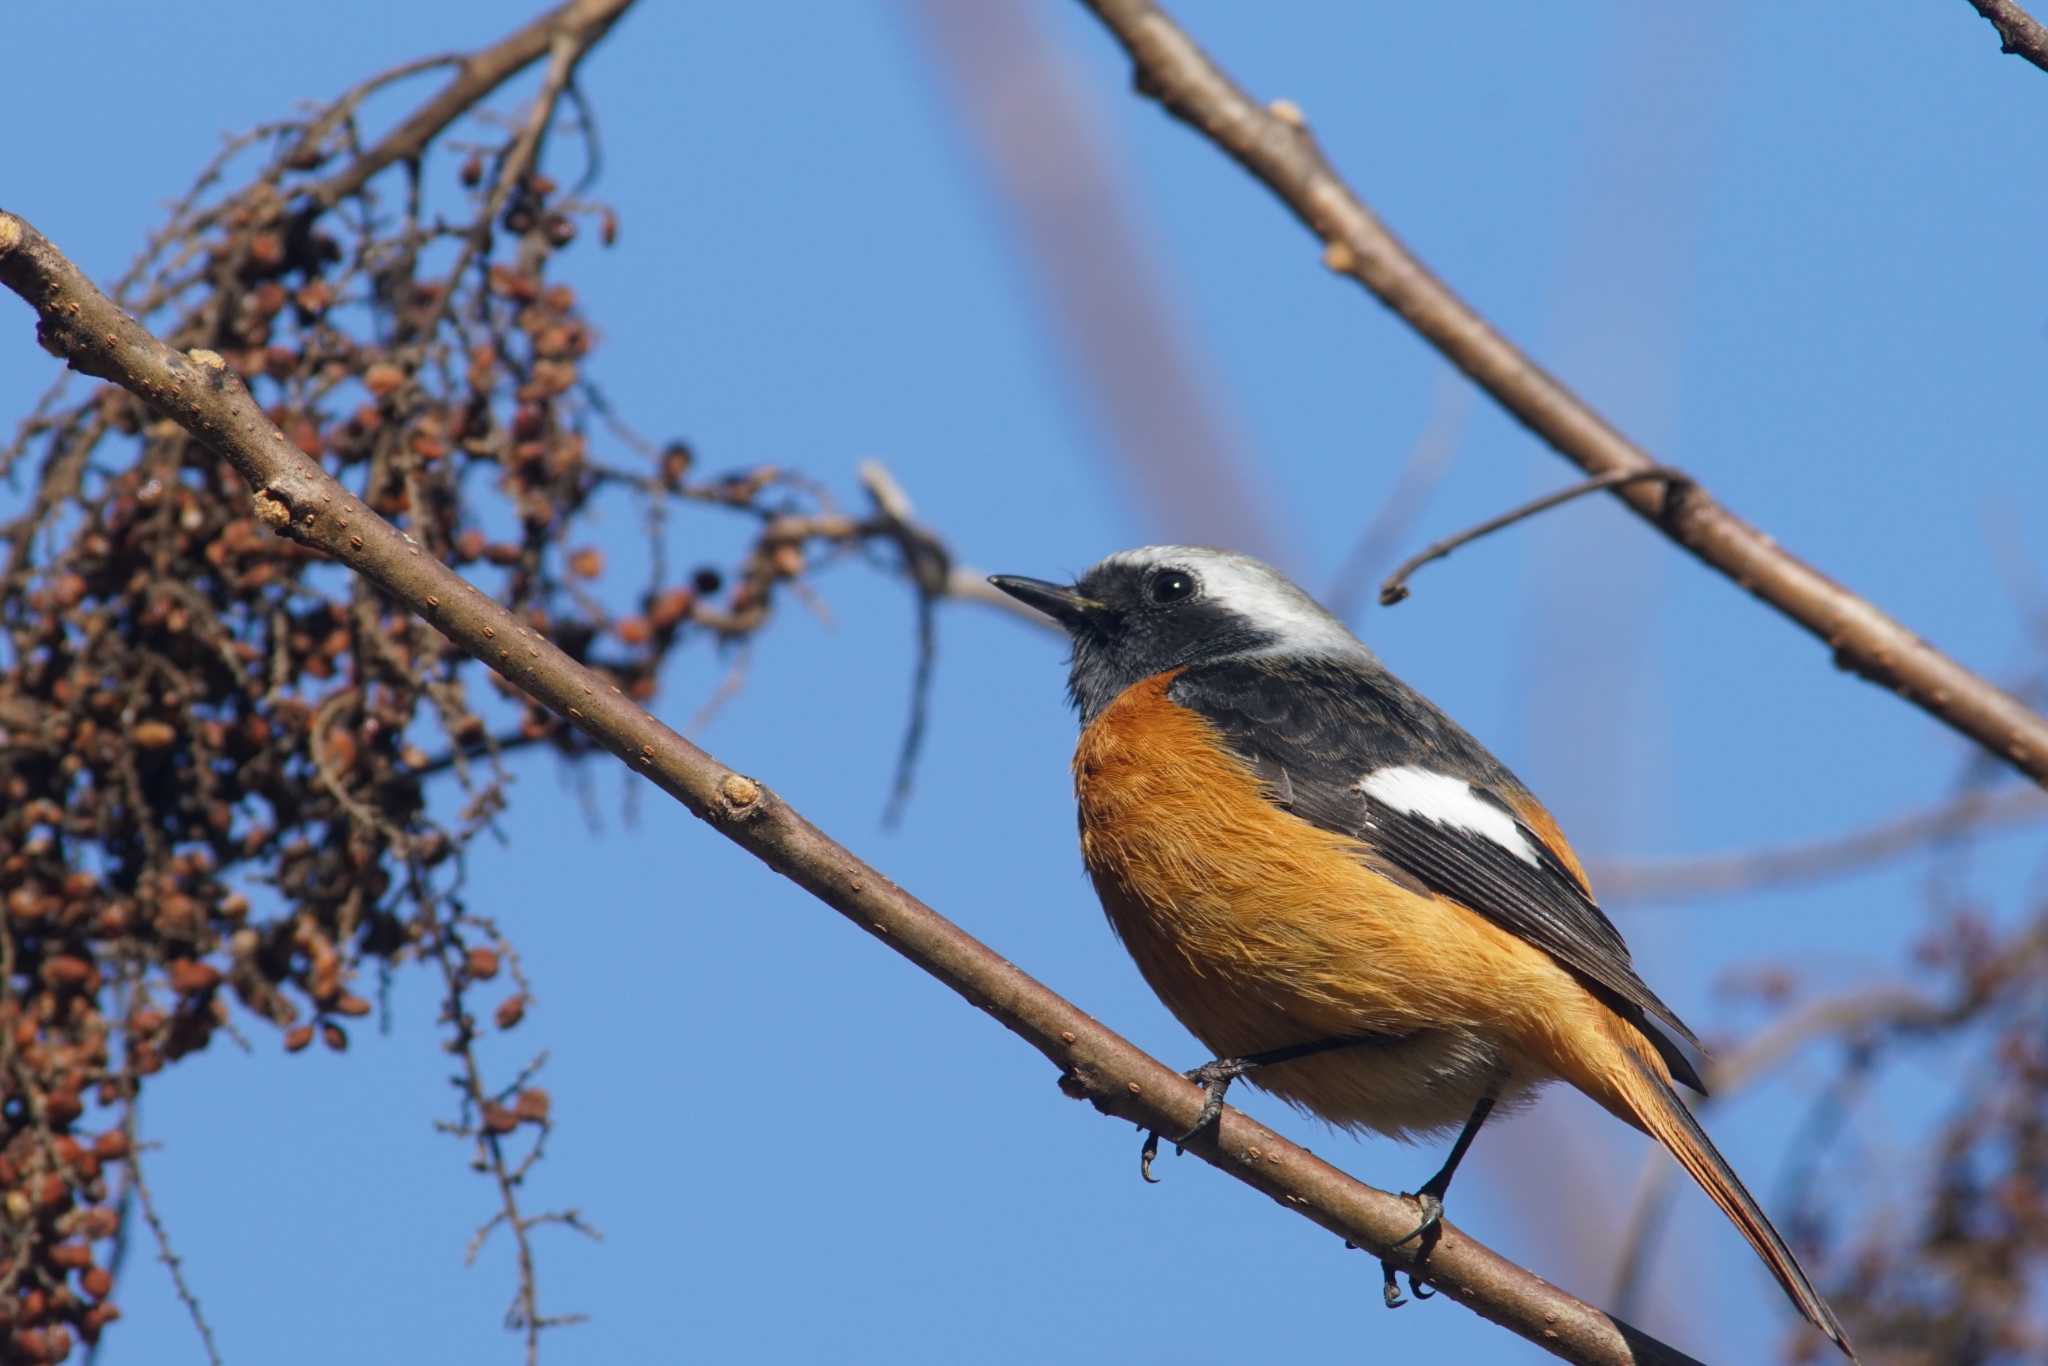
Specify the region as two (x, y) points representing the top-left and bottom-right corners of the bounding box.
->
(1357, 765), (1539, 865)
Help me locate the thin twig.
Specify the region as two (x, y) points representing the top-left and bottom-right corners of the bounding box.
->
(1379, 469), (1690, 607)
(296, 0), (635, 211)
(406, 26), (590, 352)
(1071, 0), (2048, 790)
(128, 1116), (224, 1366)
(1963, 0), (2048, 74)
(860, 461), (950, 828)
(0, 208), (1702, 1366)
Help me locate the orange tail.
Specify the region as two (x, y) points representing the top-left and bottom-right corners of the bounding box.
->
(1610, 1039), (1856, 1360)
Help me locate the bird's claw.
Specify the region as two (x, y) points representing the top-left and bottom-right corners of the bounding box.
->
(1380, 1259), (1405, 1308)
(1379, 1188), (1447, 1308)
(1172, 1064), (1232, 1145)
(1379, 1255), (1436, 1308)
(1390, 1190), (1445, 1249)
(1139, 1061), (1245, 1182)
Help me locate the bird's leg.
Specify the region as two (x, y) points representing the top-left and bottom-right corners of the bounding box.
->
(1139, 1033), (1387, 1182)
(1380, 1094), (1496, 1307)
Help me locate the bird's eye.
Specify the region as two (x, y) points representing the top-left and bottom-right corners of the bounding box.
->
(1148, 570), (1195, 605)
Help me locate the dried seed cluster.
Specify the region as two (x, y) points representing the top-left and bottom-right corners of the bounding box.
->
(0, 66), (927, 1363)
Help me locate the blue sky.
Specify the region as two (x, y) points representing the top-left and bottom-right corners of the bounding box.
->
(4, 3), (2046, 1362)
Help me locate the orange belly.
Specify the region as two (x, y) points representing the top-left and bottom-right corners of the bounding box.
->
(1073, 673), (1619, 1138)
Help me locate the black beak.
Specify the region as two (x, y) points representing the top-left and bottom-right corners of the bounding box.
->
(988, 575), (1103, 631)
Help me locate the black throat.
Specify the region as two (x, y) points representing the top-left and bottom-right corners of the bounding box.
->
(1065, 611), (1279, 724)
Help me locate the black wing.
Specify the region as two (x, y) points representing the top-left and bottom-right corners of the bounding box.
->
(1169, 656), (1706, 1092)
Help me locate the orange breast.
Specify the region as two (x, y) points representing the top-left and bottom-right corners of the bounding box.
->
(1072, 672), (1622, 1136)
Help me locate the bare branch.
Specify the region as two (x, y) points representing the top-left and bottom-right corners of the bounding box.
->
(1595, 785), (2048, 905)
(858, 462), (949, 826)
(0, 210), (1703, 1366)
(1378, 469), (1690, 609)
(297, 0), (635, 211)
(1963, 0), (2048, 74)
(127, 1119), (223, 1366)
(1070, 0), (2048, 791)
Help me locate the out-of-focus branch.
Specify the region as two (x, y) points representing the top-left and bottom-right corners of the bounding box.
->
(1070, 0), (2048, 792)
(901, 0), (1282, 558)
(296, 0), (636, 210)
(1323, 374), (1466, 622)
(0, 211), (1700, 1366)
(1595, 786), (2048, 905)
(1964, 0), (2048, 74)
(1609, 916), (2048, 1315)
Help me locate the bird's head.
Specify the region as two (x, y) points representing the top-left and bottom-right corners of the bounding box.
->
(990, 545), (1373, 721)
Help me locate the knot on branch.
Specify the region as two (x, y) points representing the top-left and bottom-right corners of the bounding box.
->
(252, 487), (293, 531)
(717, 772), (763, 818)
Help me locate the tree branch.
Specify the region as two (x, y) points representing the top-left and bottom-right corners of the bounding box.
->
(296, 0), (636, 211)
(0, 210), (1702, 1366)
(1963, 0), (2048, 74)
(1070, 0), (2048, 792)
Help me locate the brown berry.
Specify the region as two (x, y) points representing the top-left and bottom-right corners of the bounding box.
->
(494, 994), (527, 1030)
(75, 1205), (120, 1239)
(167, 960), (220, 995)
(40, 957), (96, 992)
(295, 280), (334, 317)
(362, 362), (405, 398)
(130, 721), (175, 749)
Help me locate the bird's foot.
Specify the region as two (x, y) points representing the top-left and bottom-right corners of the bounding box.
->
(1375, 1188), (1447, 1308)
(1137, 1055), (1255, 1181)
(1379, 1258), (1437, 1308)
(1135, 1036), (1387, 1183)
(1390, 1190), (1445, 1250)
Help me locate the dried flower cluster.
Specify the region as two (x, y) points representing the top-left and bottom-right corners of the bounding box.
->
(0, 31), (935, 1362)
(1777, 897), (2048, 1365)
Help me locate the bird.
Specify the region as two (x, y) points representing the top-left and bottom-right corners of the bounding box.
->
(989, 545), (1853, 1359)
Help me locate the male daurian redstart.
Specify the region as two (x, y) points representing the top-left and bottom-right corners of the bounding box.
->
(991, 546), (1853, 1359)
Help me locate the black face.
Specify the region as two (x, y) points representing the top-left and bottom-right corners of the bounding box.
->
(989, 559), (1278, 722)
